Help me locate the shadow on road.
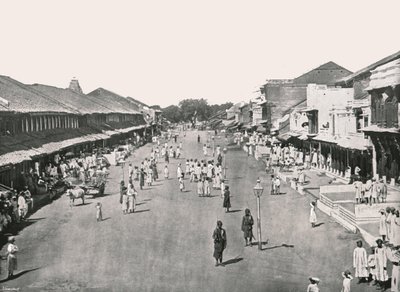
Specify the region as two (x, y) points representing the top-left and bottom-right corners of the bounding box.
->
(136, 202), (146, 206)
(0, 267), (41, 283)
(314, 222), (324, 228)
(221, 257), (243, 266)
(251, 241), (269, 247)
(262, 243), (294, 251)
(73, 202), (92, 207)
(143, 199), (152, 202)
(227, 209), (241, 213)
(134, 209), (150, 213)
(101, 217), (111, 222)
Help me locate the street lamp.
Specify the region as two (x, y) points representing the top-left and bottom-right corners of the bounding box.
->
(223, 147), (227, 179)
(253, 178), (264, 250)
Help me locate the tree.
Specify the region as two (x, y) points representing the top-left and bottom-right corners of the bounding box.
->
(179, 98), (210, 124)
(162, 105), (182, 123)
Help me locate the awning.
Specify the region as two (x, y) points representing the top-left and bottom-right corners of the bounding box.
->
(366, 58), (400, 90)
(0, 149), (40, 167)
(298, 134), (309, 140)
(312, 135), (337, 144)
(362, 125), (399, 134)
(336, 136), (370, 151)
(256, 125), (267, 133)
(277, 133), (292, 141)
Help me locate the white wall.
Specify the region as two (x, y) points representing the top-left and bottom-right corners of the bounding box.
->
(307, 84), (354, 132)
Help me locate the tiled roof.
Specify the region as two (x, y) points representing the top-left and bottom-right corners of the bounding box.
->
(0, 75), (77, 114)
(127, 96), (149, 108)
(29, 84), (115, 114)
(88, 88), (141, 114)
(338, 50), (400, 84)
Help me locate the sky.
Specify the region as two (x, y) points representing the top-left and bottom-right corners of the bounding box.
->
(0, 0), (399, 108)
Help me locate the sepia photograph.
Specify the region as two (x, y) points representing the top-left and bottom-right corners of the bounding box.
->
(1, 0), (400, 291)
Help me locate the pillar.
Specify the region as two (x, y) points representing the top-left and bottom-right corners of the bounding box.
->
(372, 138), (377, 178)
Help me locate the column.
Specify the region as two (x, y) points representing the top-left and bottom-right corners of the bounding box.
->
(31, 117), (34, 132)
(372, 137), (377, 178)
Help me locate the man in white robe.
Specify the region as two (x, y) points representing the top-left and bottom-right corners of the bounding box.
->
(379, 209), (388, 242)
(353, 240), (368, 283)
(375, 238), (388, 290)
(386, 245), (400, 292)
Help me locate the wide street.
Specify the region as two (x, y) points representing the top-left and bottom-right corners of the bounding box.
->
(2, 131), (376, 291)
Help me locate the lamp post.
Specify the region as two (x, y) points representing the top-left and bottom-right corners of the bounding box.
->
(253, 178), (264, 250)
(223, 147), (227, 179)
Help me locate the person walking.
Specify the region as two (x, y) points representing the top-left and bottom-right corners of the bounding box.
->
(310, 201), (317, 228)
(17, 192), (27, 221)
(274, 176), (281, 195)
(204, 178), (211, 197)
(365, 177), (372, 206)
(374, 238), (388, 290)
(164, 165), (169, 179)
(386, 207), (393, 243)
(6, 236), (18, 279)
(197, 179), (204, 197)
(198, 134), (200, 143)
(95, 202), (103, 222)
(127, 182), (137, 213)
(212, 220), (227, 267)
(241, 209), (254, 247)
(379, 209), (388, 242)
(371, 178), (378, 205)
(121, 186), (128, 215)
(270, 175), (275, 195)
(306, 277), (320, 292)
(220, 179), (225, 198)
(223, 185), (231, 213)
(341, 270), (353, 292)
(353, 240), (368, 283)
(139, 168), (145, 190)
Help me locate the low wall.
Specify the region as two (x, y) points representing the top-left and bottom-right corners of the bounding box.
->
(320, 184), (354, 194)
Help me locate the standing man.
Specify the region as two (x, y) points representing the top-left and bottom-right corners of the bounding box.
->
(274, 176), (281, 195)
(241, 209), (254, 247)
(386, 245), (400, 292)
(353, 240), (368, 283)
(212, 220), (227, 266)
(6, 237), (18, 279)
(353, 179), (363, 204)
(379, 209), (388, 242)
(374, 238), (388, 290)
(198, 134), (200, 143)
(17, 192), (27, 221)
(223, 185), (231, 213)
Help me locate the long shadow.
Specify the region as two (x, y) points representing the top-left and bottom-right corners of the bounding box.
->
(73, 202), (93, 207)
(135, 202), (146, 206)
(220, 257), (243, 266)
(314, 222), (325, 228)
(262, 243), (294, 251)
(182, 190), (191, 193)
(250, 240), (269, 247)
(143, 199), (152, 202)
(134, 209), (150, 214)
(101, 217), (111, 222)
(0, 267), (41, 283)
(227, 209), (242, 213)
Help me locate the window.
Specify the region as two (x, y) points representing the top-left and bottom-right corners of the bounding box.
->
(364, 116), (369, 128)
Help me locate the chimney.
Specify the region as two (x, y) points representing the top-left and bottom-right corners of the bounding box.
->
(68, 78), (83, 94)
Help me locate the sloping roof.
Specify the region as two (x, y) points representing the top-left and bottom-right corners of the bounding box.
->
(293, 61), (352, 85)
(0, 75), (77, 114)
(127, 96), (149, 108)
(87, 88), (141, 114)
(338, 50), (400, 84)
(29, 84), (115, 114)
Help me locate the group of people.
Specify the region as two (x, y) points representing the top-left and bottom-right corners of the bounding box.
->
(351, 237), (400, 291)
(354, 177), (388, 205)
(0, 187), (33, 232)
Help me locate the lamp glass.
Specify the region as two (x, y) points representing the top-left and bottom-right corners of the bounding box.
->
(253, 181), (264, 197)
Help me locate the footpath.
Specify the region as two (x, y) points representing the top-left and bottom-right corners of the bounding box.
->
(246, 144), (392, 248)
